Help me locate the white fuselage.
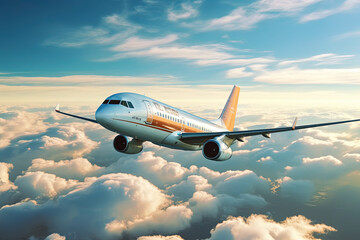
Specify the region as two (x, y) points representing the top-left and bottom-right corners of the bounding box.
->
(95, 93), (226, 150)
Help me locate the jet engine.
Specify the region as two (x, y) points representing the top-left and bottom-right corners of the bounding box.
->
(113, 135), (143, 154)
(202, 138), (232, 161)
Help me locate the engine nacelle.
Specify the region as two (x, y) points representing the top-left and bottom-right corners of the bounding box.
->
(202, 138), (232, 161)
(113, 135), (143, 154)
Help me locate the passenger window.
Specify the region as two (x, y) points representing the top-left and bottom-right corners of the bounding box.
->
(120, 101), (128, 107)
(109, 100), (120, 104)
(103, 100), (109, 104)
(128, 102), (134, 108)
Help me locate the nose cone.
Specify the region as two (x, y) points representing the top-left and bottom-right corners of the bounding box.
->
(95, 105), (113, 126)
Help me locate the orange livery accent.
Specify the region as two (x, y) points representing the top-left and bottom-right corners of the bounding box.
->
(219, 85), (240, 131)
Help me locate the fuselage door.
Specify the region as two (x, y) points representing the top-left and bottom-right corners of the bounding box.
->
(181, 116), (185, 132)
(143, 100), (153, 124)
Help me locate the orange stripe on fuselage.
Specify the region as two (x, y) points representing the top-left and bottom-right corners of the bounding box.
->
(152, 115), (203, 133)
(114, 116), (204, 134)
(114, 118), (173, 133)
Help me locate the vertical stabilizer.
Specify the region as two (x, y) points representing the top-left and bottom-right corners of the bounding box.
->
(219, 85), (240, 131)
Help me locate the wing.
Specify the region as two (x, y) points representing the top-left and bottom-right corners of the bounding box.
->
(180, 117), (360, 145)
(55, 104), (98, 123)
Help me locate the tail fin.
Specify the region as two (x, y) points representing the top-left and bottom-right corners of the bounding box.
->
(219, 85), (240, 131)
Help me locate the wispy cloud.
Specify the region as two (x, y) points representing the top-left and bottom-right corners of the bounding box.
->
(254, 0), (323, 13)
(226, 67), (254, 78)
(205, 7), (268, 31)
(278, 53), (354, 66)
(255, 67), (360, 84)
(0, 75), (177, 86)
(334, 30), (360, 40)
(45, 14), (141, 47)
(111, 34), (178, 51)
(300, 0), (360, 22)
(196, 57), (275, 66)
(120, 45), (233, 61)
(102, 41), (275, 67)
(202, 0), (322, 31)
(167, 1), (202, 21)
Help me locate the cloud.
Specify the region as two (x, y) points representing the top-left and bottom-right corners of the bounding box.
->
(107, 204), (193, 237)
(104, 151), (197, 187)
(43, 125), (99, 158)
(44, 233), (66, 240)
(188, 191), (220, 222)
(278, 53), (354, 66)
(206, 7), (268, 31)
(0, 75), (177, 87)
(168, 2), (201, 21)
(303, 155), (343, 165)
(92, 25), (273, 66)
(167, 175), (212, 200)
(0, 173), (170, 239)
(207, 214), (336, 240)
(334, 30), (360, 40)
(293, 136), (333, 146)
(109, 45), (233, 62)
(214, 170), (270, 197)
(300, 0), (360, 22)
(286, 155), (347, 181)
(14, 171), (79, 200)
(203, 0), (321, 31)
(27, 158), (103, 180)
(2, 106), (360, 239)
(196, 57), (275, 66)
(344, 153), (360, 162)
(111, 34), (178, 51)
(0, 163), (16, 192)
(226, 67), (254, 78)
(254, 67), (360, 84)
(277, 176), (315, 202)
(254, 0), (323, 13)
(45, 14), (141, 47)
(138, 235), (184, 240)
(257, 156), (272, 162)
(104, 43), (275, 66)
(0, 111), (48, 148)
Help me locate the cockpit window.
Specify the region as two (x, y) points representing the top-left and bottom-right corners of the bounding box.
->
(109, 100), (120, 104)
(128, 102), (134, 108)
(120, 101), (128, 107)
(103, 99), (109, 104)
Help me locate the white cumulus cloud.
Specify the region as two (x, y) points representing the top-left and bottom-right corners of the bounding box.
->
(27, 158), (103, 180)
(207, 214), (336, 240)
(14, 171), (78, 199)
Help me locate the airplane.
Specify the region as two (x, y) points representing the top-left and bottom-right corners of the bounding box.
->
(55, 86), (360, 161)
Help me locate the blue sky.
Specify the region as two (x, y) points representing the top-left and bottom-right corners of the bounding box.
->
(1, 0), (360, 91)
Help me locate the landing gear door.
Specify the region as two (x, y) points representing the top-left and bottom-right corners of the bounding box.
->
(143, 100), (153, 124)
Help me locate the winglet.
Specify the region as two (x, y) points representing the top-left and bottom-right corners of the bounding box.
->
(55, 104), (60, 112)
(292, 117), (298, 130)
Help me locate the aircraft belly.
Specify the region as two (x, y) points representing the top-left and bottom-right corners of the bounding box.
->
(112, 118), (169, 142)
